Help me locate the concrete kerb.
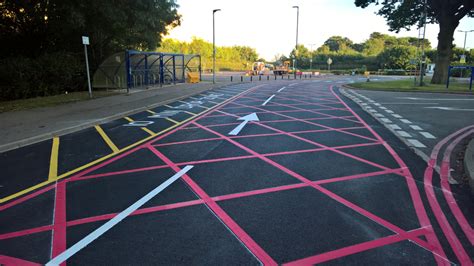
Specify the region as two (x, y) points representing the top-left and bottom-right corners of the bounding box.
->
(0, 82), (238, 153)
(464, 138), (474, 193)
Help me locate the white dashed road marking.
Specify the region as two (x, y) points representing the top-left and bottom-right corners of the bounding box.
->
(407, 139), (427, 148)
(410, 125), (423, 131)
(400, 119), (412, 124)
(396, 131), (412, 137)
(388, 124), (402, 130)
(420, 132), (436, 139)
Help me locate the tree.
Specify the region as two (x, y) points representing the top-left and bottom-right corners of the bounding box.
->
(377, 45), (416, 69)
(355, 0), (474, 84)
(323, 36), (357, 54)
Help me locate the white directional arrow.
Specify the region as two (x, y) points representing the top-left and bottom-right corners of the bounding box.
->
(228, 113), (259, 135)
(424, 106), (474, 111)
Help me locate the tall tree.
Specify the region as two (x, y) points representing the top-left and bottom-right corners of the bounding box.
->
(355, 0), (474, 84)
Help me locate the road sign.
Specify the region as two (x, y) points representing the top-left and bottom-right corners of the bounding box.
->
(327, 58), (333, 65)
(460, 55), (466, 64)
(82, 36), (89, 45)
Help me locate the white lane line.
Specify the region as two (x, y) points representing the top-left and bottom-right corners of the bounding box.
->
(420, 132), (436, 139)
(262, 95), (276, 106)
(46, 165), (194, 266)
(396, 131), (412, 137)
(410, 125), (423, 131)
(392, 114), (403, 119)
(407, 139), (427, 148)
(277, 87), (286, 92)
(400, 119), (412, 124)
(387, 124), (402, 130)
(289, 83), (298, 87)
(381, 118), (393, 123)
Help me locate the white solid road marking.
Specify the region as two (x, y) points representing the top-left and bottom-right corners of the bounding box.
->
(277, 87), (286, 92)
(46, 165), (194, 266)
(420, 132), (436, 139)
(392, 114), (403, 119)
(407, 139), (427, 148)
(381, 118), (393, 123)
(396, 131), (412, 137)
(424, 106), (474, 111)
(410, 125), (423, 131)
(289, 83), (298, 87)
(228, 113), (260, 136)
(387, 124), (402, 130)
(400, 97), (474, 101)
(400, 119), (412, 124)
(262, 95), (276, 106)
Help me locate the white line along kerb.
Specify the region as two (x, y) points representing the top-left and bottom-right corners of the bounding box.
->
(46, 165), (194, 266)
(277, 87), (286, 92)
(262, 95), (275, 106)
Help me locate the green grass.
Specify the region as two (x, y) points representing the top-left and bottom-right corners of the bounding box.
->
(0, 90), (122, 113)
(350, 78), (473, 93)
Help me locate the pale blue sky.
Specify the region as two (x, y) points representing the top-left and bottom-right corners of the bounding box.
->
(167, 0), (474, 60)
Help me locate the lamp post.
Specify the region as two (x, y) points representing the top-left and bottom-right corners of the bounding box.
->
(292, 6), (299, 79)
(309, 43), (316, 71)
(212, 9), (221, 84)
(458, 30), (473, 77)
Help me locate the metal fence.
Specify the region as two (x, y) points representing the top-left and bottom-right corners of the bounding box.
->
(92, 50), (201, 91)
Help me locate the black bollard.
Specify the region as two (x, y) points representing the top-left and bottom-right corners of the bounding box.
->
(250, 76), (253, 82)
(259, 75), (261, 81)
(267, 75), (269, 81)
(231, 76), (233, 82)
(241, 76), (243, 82)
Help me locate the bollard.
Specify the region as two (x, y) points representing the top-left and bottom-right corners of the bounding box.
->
(241, 76), (243, 82)
(250, 76), (253, 82)
(310, 74), (312, 79)
(304, 74), (306, 79)
(275, 75), (277, 80)
(267, 76), (269, 81)
(231, 76), (233, 82)
(299, 75), (302, 80)
(281, 75), (283, 80)
(259, 75), (261, 81)
(288, 75), (290, 80)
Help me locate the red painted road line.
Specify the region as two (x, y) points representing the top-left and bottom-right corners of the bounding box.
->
(66, 199), (204, 227)
(284, 227), (429, 265)
(0, 185), (55, 211)
(51, 181), (67, 264)
(147, 145), (278, 265)
(441, 129), (474, 245)
(331, 86), (450, 264)
(231, 101), (379, 145)
(71, 165), (170, 182)
(0, 224), (53, 240)
(191, 122), (426, 247)
(0, 255), (41, 266)
(424, 125), (474, 264)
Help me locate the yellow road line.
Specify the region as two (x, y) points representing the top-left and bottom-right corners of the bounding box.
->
(0, 86), (257, 204)
(165, 117), (179, 124)
(94, 125), (119, 153)
(141, 127), (156, 136)
(124, 117), (133, 122)
(47, 137), (60, 181)
(164, 104), (174, 108)
(184, 111), (197, 116)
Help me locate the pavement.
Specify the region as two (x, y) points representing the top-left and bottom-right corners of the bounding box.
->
(0, 76), (473, 265)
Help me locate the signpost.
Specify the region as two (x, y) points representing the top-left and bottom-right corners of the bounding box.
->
(82, 36), (92, 98)
(327, 58), (332, 71)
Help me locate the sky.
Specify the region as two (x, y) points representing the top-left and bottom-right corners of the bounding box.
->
(166, 0), (474, 61)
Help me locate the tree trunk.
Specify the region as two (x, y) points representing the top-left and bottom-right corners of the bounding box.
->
(431, 16), (458, 84)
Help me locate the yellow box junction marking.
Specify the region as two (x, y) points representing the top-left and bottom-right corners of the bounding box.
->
(47, 137), (60, 181)
(94, 125), (119, 153)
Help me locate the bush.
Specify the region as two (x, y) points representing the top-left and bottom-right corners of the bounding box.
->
(0, 52), (85, 101)
(384, 69), (406, 75)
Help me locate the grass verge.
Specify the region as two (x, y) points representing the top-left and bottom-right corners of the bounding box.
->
(0, 90), (122, 113)
(350, 78), (473, 93)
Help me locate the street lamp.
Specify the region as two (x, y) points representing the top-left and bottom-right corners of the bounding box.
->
(458, 30), (474, 60)
(212, 9), (221, 84)
(309, 43), (316, 71)
(292, 6), (299, 79)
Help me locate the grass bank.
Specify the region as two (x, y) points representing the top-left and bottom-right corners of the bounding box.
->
(350, 78), (473, 93)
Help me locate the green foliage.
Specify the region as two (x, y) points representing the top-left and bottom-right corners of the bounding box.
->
(159, 37), (259, 71)
(0, 0), (180, 100)
(377, 45), (416, 69)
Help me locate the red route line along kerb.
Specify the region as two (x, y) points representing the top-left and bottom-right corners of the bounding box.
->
(0, 83), (450, 264)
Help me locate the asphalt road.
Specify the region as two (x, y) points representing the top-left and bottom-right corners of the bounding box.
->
(0, 78), (472, 265)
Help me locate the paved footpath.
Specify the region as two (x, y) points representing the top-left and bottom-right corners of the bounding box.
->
(0, 79), (472, 265)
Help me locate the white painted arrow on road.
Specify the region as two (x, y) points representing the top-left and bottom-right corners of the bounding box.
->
(424, 106), (474, 111)
(228, 113), (259, 135)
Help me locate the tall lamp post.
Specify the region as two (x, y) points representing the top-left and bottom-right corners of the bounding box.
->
(212, 9), (221, 84)
(292, 6), (299, 79)
(458, 29), (473, 77)
(309, 43), (316, 72)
